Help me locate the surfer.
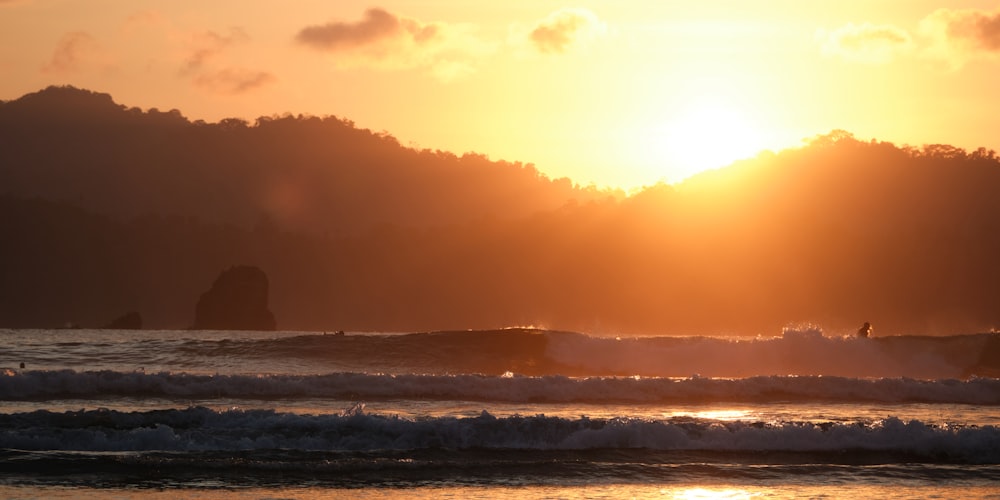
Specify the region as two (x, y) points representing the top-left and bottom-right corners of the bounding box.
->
(857, 322), (872, 338)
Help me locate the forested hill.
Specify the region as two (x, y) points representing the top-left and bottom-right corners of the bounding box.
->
(1, 87), (999, 336)
(0, 86), (608, 235)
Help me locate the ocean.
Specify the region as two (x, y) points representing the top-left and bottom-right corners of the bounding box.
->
(1, 326), (998, 499)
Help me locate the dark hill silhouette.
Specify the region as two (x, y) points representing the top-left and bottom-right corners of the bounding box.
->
(1, 88), (999, 335)
(0, 86), (608, 235)
(619, 132), (1000, 335)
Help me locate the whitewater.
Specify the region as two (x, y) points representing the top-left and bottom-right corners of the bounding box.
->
(1, 327), (999, 499)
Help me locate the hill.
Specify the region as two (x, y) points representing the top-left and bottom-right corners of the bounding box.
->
(0, 86), (607, 235)
(1, 87), (998, 335)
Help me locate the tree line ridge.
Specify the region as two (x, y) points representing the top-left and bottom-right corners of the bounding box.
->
(1, 86), (998, 335)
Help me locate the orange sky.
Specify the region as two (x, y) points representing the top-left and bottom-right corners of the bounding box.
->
(2, 0), (999, 189)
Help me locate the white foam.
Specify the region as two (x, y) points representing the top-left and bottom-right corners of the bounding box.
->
(0, 408), (996, 463)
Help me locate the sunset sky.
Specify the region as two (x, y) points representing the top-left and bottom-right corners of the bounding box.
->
(2, 1), (999, 189)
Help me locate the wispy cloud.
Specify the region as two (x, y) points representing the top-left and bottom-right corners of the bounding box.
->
(193, 68), (276, 95)
(820, 7), (1000, 69)
(180, 28), (249, 74)
(294, 7), (494, 82)
(921, 7), (1000, 67)
(525, 8), (606, 54)
(817, 22), (913, 64)
(41, 31), (110, 74)
(178, 27), (275, 95)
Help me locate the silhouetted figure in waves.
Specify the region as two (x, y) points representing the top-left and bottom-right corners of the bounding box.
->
(857, 322), (872, 338)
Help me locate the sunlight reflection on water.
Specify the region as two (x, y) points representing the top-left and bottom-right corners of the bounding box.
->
(671, 487), (759, 500)
(3, 484), (997, 500)
(665, 410), (754, 421)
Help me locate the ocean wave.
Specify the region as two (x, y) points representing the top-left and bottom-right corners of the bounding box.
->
(544, 329), (1000, 379)
(0, 407), (997, 463)
(191, 328), (1000, 378)
(2, 369), (998, 404)
(259, 328), (1000, 378)
(4, 328), (999, 378)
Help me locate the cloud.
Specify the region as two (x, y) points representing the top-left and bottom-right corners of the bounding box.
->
(41, 31), (109, 74)
(177, 27), (275, 94)
(295, 7), (493, 82)
(194, 68), (276, 95)
(817, 22), (913, 64)
(819, 7), (1000, 69)
(180, 28), (250, 75)
(920, 7), (1000, 66)
(295, 7), (438, 52)
(526, 7), (606, 54)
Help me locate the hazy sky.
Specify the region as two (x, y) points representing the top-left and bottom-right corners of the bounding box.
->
(2, 0), (999, 188)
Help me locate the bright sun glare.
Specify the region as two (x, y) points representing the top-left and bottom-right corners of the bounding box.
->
(657, 99), (765, 182)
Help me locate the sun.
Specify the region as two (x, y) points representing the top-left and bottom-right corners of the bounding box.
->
(655, 98), (766, 182)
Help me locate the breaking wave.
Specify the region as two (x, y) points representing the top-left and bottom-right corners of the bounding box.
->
(4, 327), (998, 378)
(3, 369), (999, 404)
(0, 407), (997, 464)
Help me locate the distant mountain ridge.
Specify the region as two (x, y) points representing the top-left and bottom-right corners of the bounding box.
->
(1, 86), (999, 335)
(0, 86), (606, 235)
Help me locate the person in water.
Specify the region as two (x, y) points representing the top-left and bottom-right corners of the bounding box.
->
(857, 322), (872, 338)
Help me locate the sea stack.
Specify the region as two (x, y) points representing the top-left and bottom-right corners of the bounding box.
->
(192, 265), (277, 331)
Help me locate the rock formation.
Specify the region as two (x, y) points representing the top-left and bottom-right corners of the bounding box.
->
(192, 265), (276, 331)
